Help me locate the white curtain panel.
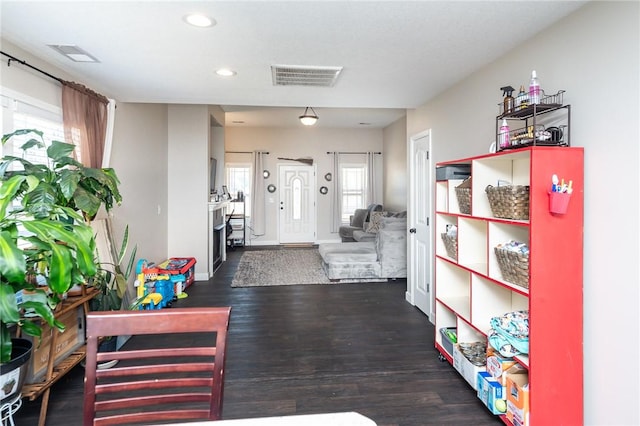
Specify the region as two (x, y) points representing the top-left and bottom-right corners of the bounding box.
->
(330, 152), (342, 233)
(251, 151), (266, 236)
(366, 152), (378, 205)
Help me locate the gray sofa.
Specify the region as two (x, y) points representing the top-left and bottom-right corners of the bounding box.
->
(320, 214), (407, 280)
(338, 204), (382, 242)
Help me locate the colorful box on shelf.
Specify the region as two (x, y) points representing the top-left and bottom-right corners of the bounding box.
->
(505, 364), (530, 426)
(486, 347), (518, 385)
(477, 372), (507, 415)
(453, 344), (487, 391)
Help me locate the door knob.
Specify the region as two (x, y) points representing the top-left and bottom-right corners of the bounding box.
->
(409, 228), (417, 233)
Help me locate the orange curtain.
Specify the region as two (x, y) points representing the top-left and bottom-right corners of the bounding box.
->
(61, 81), (109, 168)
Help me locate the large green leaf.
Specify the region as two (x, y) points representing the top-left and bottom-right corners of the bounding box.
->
(0, 230), (26, 283)
(0, 175), (27, 219)
(47, 140), (76, 161)
(57, 169), (81, 202)
(1, 128), (43, 145)
(0, 283), (20, 325)
(72, 185), (101, 218)
(22, 220), (97, 277)
(46, 242), (73, 293)
(0, 322), (11, 363)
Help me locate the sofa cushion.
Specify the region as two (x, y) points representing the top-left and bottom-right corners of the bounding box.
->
(351, 208), (369, 229)
(365, 211), (386, 233)
(353, 230), (376, 242)
(319, 242), (377, 263)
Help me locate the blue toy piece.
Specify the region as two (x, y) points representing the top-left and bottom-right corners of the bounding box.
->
(154, 279), (175, 308)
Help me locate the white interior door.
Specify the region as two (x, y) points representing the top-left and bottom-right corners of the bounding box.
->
(408, 130), (432, 320)
(278, 164), (316, 244)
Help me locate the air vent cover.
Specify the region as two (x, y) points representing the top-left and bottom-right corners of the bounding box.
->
(271, 65), (343, 87)
(48, 45), (99, 62)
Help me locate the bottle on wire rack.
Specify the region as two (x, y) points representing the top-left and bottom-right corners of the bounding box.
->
(499, 119), (510, 149)
(529, 70), (541, 105)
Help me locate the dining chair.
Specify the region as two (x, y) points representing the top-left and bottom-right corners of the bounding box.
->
(83, 307), (231, 426)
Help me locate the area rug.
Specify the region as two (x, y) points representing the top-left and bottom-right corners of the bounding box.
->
(231, 248), (386, 287)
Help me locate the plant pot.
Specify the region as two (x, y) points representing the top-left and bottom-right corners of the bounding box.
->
(0, 338), (33, 404)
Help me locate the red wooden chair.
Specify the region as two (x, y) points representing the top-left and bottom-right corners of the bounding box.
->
(83, 307), (231, 425)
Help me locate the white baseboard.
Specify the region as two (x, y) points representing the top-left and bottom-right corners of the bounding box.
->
(195, 272), (210, 281)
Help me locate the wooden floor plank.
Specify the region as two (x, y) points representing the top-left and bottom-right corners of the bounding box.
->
(14, 247), (501, 425)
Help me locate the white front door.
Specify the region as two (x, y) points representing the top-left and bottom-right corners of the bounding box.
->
(278, 164), (316, 244)
(407, 130), (432, 319)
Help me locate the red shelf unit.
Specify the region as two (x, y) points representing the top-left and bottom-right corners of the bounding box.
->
(434, 146), (583, 425)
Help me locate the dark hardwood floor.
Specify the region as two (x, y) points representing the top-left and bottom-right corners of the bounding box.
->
(14, 247), (501, 426)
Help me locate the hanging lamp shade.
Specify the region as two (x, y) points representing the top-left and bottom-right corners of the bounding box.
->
(299, 107), (319, 126)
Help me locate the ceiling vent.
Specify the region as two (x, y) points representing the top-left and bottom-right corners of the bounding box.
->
(48, 45), (99, 62)
(271, 65), (343, 87)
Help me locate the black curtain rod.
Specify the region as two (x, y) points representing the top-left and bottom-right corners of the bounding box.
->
(2, 51), (64, 84)
(327, 151), (382, 155)
(225, 151), (270, 154)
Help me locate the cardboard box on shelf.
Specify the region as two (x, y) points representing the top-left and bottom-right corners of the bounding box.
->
(486, 346), (518, 384)
(24, 306), (85, 383)
(477, 371), (507, 415)
(505, 364), (530, 426)
(453, 344), (486, 391)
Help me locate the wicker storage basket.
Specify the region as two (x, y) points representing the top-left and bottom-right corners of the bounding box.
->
(455, 178), (472, 214)
(494, 246), (529, 288)
(485, 185), (530, 220)
(441, 233), (458, 260)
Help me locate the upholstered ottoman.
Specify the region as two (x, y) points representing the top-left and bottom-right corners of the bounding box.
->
(318, 242), (381, 280)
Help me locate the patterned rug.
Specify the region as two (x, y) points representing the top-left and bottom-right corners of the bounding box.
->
(231, 247), (386, 287)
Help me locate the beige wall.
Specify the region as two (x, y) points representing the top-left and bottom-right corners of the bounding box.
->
(225, 126), (384, 244)
(111, 103), (168, 267)
(382, 116), (407, 212)
(167, 105), (210, 278)
(406, 2), (639, 424)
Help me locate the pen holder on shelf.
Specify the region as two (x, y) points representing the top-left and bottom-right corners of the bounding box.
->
(548, 191), (571, 214)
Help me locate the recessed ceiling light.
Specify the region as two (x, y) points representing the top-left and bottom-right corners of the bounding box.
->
(184, 14), (215, 28)
(216, 68), (237, 77)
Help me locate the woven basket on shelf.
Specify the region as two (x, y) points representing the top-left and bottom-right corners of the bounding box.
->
(494, 246), (529, 288)
(485, 185), (530, 220)
(455, 178), (472, 214)
(441, 233), (458, 260)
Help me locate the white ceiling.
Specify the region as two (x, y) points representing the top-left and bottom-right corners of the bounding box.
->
(0, 1), (586, 128)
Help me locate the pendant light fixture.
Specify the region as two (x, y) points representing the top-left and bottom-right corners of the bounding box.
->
(299, 107), (319, 126)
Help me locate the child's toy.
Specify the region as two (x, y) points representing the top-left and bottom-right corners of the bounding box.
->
(155, 257), (196, 292)
(135, 259), (175, 310)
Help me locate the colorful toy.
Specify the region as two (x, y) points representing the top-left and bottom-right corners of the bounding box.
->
(135, 259), (174, 310)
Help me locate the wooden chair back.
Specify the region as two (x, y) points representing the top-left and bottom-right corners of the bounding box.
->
(83, 307), (231, 425)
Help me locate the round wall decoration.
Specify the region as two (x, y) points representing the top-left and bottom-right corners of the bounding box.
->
(324, 172), (332, 182)
(319, 186), (328, 195)
(267, 184), (277, 193)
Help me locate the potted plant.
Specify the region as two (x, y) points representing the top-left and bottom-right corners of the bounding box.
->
(87, 222), (137, 368)
(0, 128), (122, 390)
